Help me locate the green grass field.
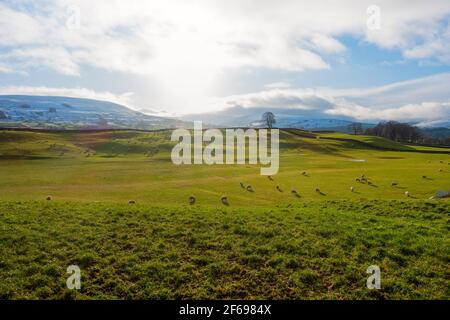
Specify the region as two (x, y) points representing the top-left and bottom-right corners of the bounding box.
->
(0, 129), (449, 299)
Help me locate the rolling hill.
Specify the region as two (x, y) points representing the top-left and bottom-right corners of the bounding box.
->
(0, 95), (187, 130)
(0, 128), (448, 299)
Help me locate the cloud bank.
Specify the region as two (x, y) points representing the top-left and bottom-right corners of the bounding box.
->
(215, 73), (450, 123)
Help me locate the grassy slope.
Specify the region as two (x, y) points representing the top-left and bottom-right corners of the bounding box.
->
(0, 129), (449, 299)
(0, 130), (449, 205)
(0, 201), (448, 299)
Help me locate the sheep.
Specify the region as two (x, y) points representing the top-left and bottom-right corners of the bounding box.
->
(46, 196), (52, 201)
(188, 196), (196, 205)
(276, 185), (283, 192)
(246, 185), (254, 192)
(391, 182), (398, 187)
(439, 168), (443, 172)
(356, 178), (361, 183)
(221, 196), (229, 206)
(128, 200), (136, 204)
(405, 191), (410, 197)
(267, 175), (273, 181)
(367, 181), (373, 186)
(302, 171), (307, 176)
(315, 188), (321, 193)
(291, 189), (301, 198)
(350, 186), (355, 192)
(240, 182), (245, 188)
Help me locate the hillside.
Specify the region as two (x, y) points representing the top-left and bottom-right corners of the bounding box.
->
(0, 128), (449, 299)
(0, 95), (186, 130)
(0, 129), (448, 205)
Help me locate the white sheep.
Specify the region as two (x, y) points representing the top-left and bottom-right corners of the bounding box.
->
(221, 195), (229, 205)
(350, 186), (354, 192)
(405, 191), (410, 197)
(246, 185), (254, 192)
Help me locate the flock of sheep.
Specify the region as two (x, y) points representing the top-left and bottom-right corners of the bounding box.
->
(181, 160), (447, 206)
(44, 160), (448, 205)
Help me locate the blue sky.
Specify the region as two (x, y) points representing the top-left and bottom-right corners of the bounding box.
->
(0, 0), (450, 124)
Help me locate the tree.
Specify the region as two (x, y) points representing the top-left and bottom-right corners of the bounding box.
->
(365, 121), (422, 143)
(262, 112), (276, 129)
(348, 122), (363, 135)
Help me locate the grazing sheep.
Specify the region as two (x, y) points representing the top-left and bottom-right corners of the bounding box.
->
(46, 196), (52, 201)
(221, 196), (229, 205)
(422, 175), (427, 179)
(267, 176), (273, 181)
(350, 186), (355, 192)
(240, 182), (245, 188)
(391, 182), (398, 187)
(128, 200), (136, 204)
(276, 186), (283, 192)
(189, 196), (196, 205)
(291, 189), (300, 198)
(302, 171), (307, 176)
(356, 178), (361, 183)
(367, 181), (372, 185)
(315, 188), (321, 193)
(246, 185), (254, 192)
(405, 191), (410, 197)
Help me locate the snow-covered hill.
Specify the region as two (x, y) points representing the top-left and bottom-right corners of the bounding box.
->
(0, 95), (185, 129)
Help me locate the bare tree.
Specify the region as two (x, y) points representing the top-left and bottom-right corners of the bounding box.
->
(365, 121), (422, 143)
(262, 112), (276, 129)
(348, 123), (363, 135)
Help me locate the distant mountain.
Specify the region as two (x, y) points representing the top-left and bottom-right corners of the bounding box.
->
(420, 127), (450, 139)
(181, 106), (375, 131)
(0, 95), (186, 130)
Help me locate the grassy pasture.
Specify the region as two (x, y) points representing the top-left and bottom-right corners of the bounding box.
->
(0, 129), (448, 299)
(0, 129), (449, 206)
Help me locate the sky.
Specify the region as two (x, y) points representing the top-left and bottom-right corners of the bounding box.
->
(0, 0), (450, 124)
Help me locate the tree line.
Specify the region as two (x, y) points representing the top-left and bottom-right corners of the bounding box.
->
(360, 121), (449, 146)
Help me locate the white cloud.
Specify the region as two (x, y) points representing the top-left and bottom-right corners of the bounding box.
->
(217, 73), (450, 123)
(4, 47), (81, 76)
(264, 82), (291, 89)
(2, 0), (449, 79)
